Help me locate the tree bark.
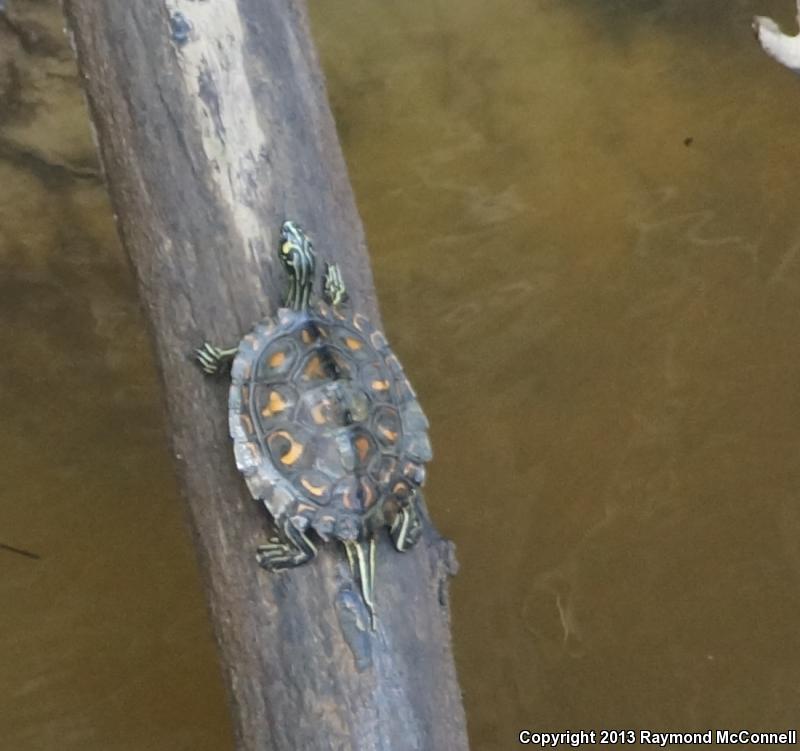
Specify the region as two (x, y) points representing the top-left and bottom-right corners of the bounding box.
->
(60, 2), (468, 750)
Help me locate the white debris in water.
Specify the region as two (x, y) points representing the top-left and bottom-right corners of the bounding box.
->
(754, 4), (800, 73)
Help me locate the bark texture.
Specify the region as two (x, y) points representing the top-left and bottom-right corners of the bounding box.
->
(60, 2), (468, 750)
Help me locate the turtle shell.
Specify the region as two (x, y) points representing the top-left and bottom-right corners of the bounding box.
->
(228, 301), (431, 541)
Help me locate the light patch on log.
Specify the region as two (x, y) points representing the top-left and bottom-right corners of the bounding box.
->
(754, 4), (800, 73)
(164, 0), (269, 264)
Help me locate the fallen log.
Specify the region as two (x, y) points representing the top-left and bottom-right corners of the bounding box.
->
(60, 2), (468, 749)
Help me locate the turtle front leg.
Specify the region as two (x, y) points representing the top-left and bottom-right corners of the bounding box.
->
(390, 495), (424, 552)
(256, 518), (317, 570)
(195, 342), (238, 375)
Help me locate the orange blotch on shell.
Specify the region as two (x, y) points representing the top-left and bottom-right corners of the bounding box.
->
(261, 391), (287, 417)
(269, 351), (286, 368)
(304, 355), (325, 379)
(272, 430), (303, 466)
(301, 477), (328, 497)
(344, 336), (363, 351)
(379, 425), (398, 442)
(342, 487), (356, 510)
(361, 479), (377, 508)
(310, 402), (330, 425)
(371, 379), (390, 391)
(301, 326), (323, 344)
(354, 436), (370, 462)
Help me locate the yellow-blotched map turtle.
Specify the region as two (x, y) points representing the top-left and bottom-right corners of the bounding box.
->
(195, 221), (431, 625)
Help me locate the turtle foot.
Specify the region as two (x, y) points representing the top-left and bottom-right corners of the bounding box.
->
(256, 522), (316, 570)
(256, 542), (310, 570)
(195, 342), (237, 375)
(390, 502), (423, 552)
(323, 262), (348, 307)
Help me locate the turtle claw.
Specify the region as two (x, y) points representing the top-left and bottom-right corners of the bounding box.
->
(194, 342), (237, 375)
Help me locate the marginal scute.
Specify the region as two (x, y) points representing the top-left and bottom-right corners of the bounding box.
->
(228, 386), (242, 412)
(229, 411), (252, 444)
(396, 378), (417, 402)
(254, 321), (276, 338)
(234, 441), (261, 475)
(268, 483), (296, 516)
(314, 512), (336, 540)
(405, 432), (433, 463)
(370, 330), (389, 352)
(245, 467), (274, 500)
(276, 308), (295, 326)
(231, 353), (253, 381)
(401, 460), (426, 487)
(373, 406), (401, 447)
(384, 354), (404, 377)
(351, 313), (372, 334)
(401, 401), (429, 432)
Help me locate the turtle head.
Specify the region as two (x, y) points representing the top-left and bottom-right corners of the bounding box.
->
(279, 220), (316, 310)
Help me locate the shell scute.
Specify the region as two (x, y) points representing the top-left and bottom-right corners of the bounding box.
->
(254, 383), (296, 425)
(256, 337), (298, 381)
(266, 428), (312, 471)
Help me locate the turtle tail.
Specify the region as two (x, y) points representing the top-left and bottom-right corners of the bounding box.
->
(344, 538), (377, 630)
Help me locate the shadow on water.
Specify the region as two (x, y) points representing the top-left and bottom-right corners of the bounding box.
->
(4, 0), (800, 748)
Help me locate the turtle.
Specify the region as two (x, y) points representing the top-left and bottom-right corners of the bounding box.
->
(195, 220), (432, 627)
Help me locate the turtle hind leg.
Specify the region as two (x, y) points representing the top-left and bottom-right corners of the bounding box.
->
(390, 495), (424, 552)
(195, 342), (238, 375)
(256, 519), (317, 570)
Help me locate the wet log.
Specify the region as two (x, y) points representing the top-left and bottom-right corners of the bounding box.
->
(60, 2), (468, 750)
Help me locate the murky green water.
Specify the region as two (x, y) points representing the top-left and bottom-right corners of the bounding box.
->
(3, 0), (800, 748)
